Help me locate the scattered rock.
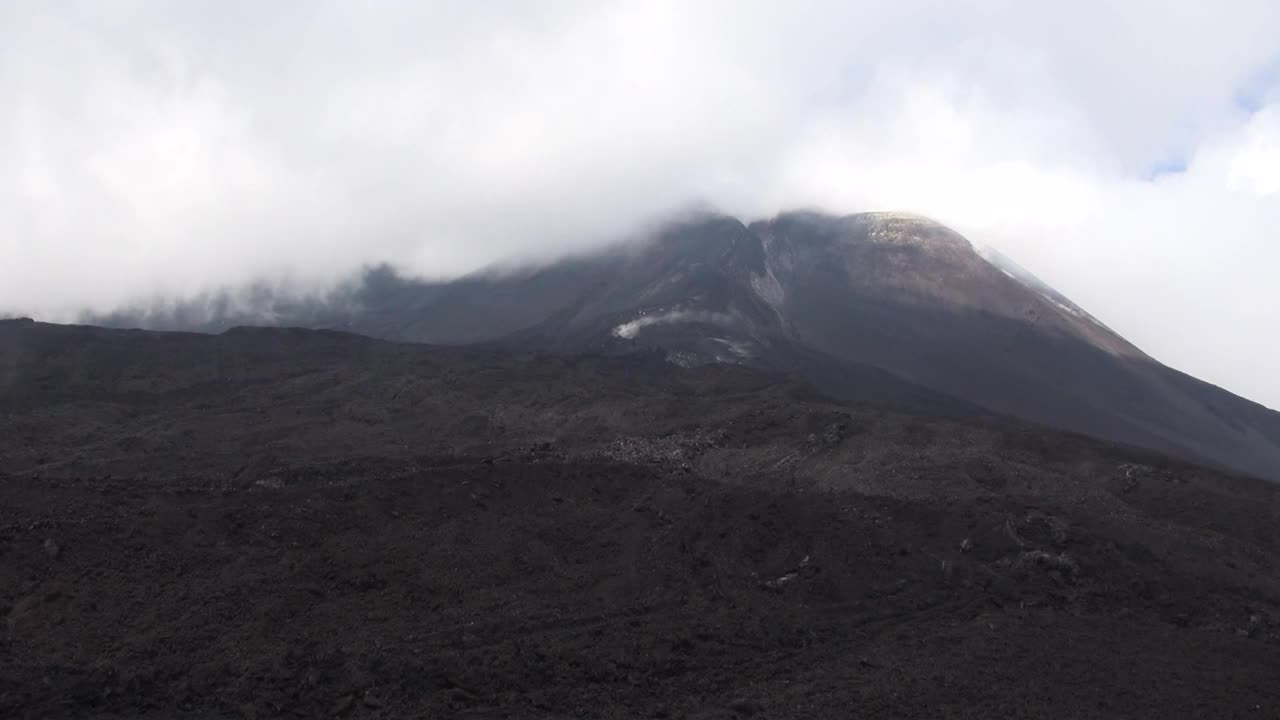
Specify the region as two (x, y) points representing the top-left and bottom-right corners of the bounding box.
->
(1006, 512), (1070, 549)
(762, 572), (799, 592)
(762, 555), (816, 591)
(1010, 550), (1079, 580)
(43, 538), (61, 559)
(447, 687), (478, 704)
(822, 422), (845, 445)
(330, 695), (354, 716)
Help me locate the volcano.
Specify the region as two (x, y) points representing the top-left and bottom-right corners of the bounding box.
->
(93, 211), (1280, 481)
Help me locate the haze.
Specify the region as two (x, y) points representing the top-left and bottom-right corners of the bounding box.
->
(2, 1), (1278, 408)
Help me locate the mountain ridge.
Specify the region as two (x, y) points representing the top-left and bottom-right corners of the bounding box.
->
(79, 210), (1280, 481)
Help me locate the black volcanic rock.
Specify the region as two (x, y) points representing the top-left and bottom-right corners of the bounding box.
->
(89, 211), (1280, 481)
(2, 319), (1280, 718)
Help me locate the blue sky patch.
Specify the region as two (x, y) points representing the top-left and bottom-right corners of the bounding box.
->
(1234, 56), (1280, 113)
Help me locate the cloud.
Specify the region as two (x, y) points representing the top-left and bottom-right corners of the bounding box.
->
(1, 1), (1278, 406)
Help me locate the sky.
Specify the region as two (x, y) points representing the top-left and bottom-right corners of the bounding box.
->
(1, 1), (1278, 408)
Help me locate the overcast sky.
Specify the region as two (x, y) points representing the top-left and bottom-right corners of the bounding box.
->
(2, 1), (1278, 407)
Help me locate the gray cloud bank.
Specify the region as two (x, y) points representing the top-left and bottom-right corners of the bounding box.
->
(2, 1), (1278, 407)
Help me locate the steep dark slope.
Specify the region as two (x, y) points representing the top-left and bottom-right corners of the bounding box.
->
(86, 212), (1280, 480)
(745, 212), (1280, 480)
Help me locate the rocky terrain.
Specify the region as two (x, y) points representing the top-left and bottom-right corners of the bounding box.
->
(2, 319), (1279, 718)
(91, 211), (1280, 482)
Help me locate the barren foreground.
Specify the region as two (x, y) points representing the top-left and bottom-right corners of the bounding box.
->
(2, 320), (1278, 718)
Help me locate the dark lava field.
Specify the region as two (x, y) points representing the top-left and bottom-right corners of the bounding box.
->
(2, 319), (1278, 718)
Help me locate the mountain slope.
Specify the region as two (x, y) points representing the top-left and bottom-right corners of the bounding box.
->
(742, 212), (1280, 480)
(3, 319), (1280, 718)
(89, 211), (1280, 481)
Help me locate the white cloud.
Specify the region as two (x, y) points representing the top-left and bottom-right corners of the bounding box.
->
(1, 0), (1278, 406)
